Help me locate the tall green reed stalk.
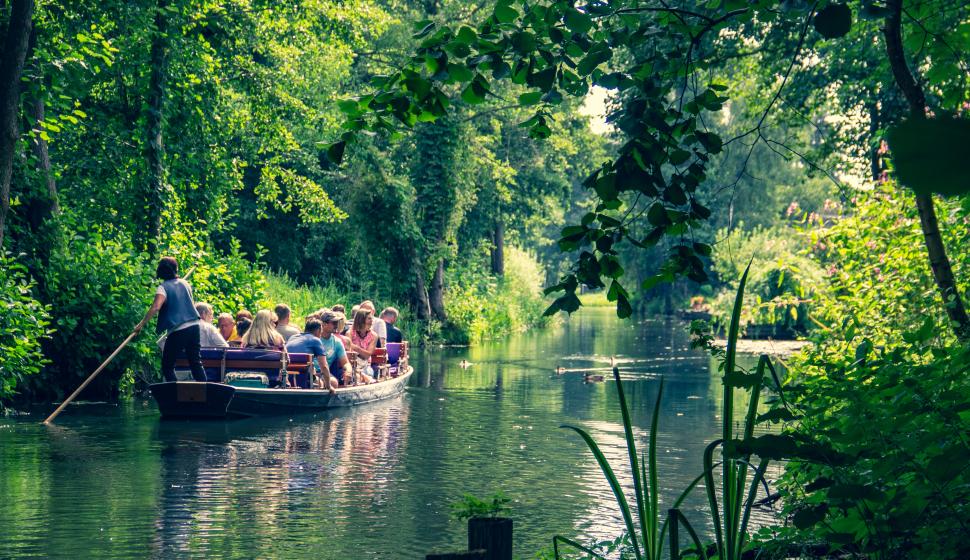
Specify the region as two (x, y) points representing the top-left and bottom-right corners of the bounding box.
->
(553, 264), (785, 560)
(552, 375), (709, 560)
(669, 263), (784, 560)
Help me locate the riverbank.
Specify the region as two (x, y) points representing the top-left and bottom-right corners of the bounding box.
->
(714, 337), (811, 357)
(263, 246), (551, 346)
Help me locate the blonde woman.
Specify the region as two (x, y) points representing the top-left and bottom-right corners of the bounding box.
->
(351, 309), (378, 380)
(240, 309), (285, 351)
(333, 312), (353, 350)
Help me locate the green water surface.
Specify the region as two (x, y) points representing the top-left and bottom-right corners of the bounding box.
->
(0, 309), (776, 559)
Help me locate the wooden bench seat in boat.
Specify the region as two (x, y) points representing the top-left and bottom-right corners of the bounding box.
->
(175, 347), (312, 388)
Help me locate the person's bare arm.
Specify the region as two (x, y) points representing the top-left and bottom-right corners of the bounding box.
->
(354, 336), (376, 359)
(134, 293), (166, 334)
(318, 356), (336, 393)
(337, 355), (352, 384)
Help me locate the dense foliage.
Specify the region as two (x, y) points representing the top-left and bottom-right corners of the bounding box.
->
(0, 0), (608, 405)
(0, 254), (50, 403)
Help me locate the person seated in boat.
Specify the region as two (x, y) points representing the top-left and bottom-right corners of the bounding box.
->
(232, 317), (252, 345)
(240, 309), (284, 350)
(350, 309), (379, 378)
(217, 313), (235, 342)
(274, 303), (300, 342)
(285, 318), (338, 394)
(196, 303), (228, 347)
(330, 311), (372, 385)
(134, 256), (206, 382)
(381, 307), (403, 344)
(154, 301), (228, 351)
(332, 312), (353, 350)
(359, 300), (386, 347)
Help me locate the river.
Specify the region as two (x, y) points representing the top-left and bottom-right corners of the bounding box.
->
(0, 308), (778, 558)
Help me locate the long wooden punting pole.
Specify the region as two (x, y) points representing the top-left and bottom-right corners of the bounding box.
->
(43, 266), (197, 425)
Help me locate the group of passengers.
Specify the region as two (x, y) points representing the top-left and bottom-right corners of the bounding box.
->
(136, 256), (403, 393)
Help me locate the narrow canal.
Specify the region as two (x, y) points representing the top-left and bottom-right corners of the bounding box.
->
(0, 308), (777, 558)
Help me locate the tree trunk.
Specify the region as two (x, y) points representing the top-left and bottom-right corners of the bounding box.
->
(28, 96), (58, 220)
(0, 0), (34, 249)
(409, 244), (432, 321)
(143, 0), (170, 254)
(490, 219), (505, 276)
(884, 0), (970, 342)
(430, 258), (447, 321)
(867, 102), (881, 182)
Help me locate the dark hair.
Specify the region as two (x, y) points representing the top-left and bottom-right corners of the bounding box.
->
(236, 318), (252, 337)
(156, 257), (179, 280)
(331, 304), (346, 313)
(304, 318), (322, 333)
(274, 303), (291, 321)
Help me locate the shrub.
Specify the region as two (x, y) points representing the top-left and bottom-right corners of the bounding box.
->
(35, 225), (155, 400)
(711, 225), (824, 335)
(0, 254), (51, 408)
(445, 246), (549, 343)
(805, 184), (969, 346)
(765, 185), (970, 558)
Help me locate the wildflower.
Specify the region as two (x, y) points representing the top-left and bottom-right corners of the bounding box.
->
(786, 201), (800, 217)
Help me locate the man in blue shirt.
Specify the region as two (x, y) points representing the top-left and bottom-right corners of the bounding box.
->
(286, 313), (350, 390)
(286, 318), (335, 392)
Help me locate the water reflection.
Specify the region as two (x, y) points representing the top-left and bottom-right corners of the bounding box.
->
(0, 308), (780, 558)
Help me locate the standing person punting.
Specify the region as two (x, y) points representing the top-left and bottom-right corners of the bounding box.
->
(134, 256), (206, 382)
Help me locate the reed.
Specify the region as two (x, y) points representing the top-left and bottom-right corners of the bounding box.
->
(553, 264), (784, 560)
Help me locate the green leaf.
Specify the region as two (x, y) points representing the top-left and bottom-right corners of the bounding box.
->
(564, 9), (594, 34)
(446, 63), (474, 83)
(814, 3), (852, 39)
(494, 0), (519, 23)
(518, 91), (543, 106)
(793, 504), (828, 529)
(412, 20), (435, 38)
(647, 202), (669, 226)
(695, 131), (723, 154)
(577, 45), (612, 76)
(887, 118), (970, 197)
(325, 141), (346, 165)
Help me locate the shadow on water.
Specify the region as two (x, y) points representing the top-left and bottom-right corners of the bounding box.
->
(0, 308), (780, 558)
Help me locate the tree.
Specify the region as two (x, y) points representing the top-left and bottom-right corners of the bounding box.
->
(328, 0), (969, 340)
(0, 0), (34, 248)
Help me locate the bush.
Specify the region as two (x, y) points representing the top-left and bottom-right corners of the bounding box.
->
(711, 225), (824, 335)
(766, 185), (970, 558)
(774, 336), (970, 559)
(444, 246), (549, 343)
(0, 254), (51, 408)
(33, 225), (156, 400)
(263, 272), (427, 343)
(805, 184), (969, 346)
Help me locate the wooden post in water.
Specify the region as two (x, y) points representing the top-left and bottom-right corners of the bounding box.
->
(426, 550), (486, 559)
(468, 517), (512, 560)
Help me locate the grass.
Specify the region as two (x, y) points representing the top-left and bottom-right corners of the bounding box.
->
(578, 291), (614, 307)
(261, 272), (427, 343)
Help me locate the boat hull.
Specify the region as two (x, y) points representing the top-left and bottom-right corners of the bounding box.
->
(149, 381), (236, 419)
(228, 366), (413, 417)
(150, 367), (412, 419)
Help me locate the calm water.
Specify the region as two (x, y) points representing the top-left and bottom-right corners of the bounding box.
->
(0, 308), (777, 559)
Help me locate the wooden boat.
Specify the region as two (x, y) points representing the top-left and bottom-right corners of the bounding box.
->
(150, 343), (412, 419)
